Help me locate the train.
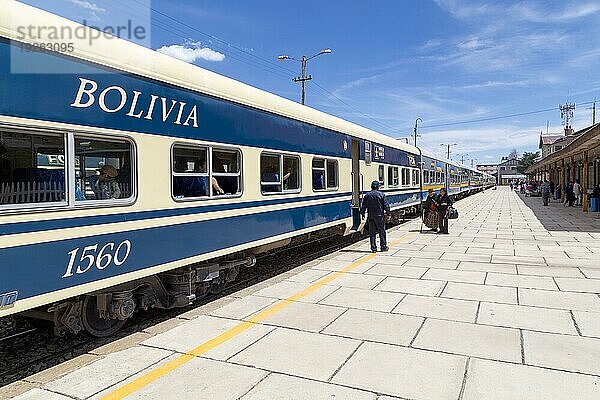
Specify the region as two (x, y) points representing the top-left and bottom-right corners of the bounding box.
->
(0, 1), (495, 336)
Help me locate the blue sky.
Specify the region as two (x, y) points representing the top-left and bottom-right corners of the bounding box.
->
(19, 0), (600, 164)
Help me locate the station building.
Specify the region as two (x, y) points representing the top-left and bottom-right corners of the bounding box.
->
(526, 123), (600, 211)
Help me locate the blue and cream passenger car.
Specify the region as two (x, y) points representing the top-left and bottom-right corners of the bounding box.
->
(0, 2), (433, 336)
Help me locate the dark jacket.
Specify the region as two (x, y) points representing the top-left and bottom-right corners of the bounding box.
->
(424, 195), (438, 212)
(436, 193), (452, 212)
(360, 190), (390, 218)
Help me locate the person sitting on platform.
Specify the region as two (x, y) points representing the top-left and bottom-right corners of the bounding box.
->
(423, 189), (439, 232)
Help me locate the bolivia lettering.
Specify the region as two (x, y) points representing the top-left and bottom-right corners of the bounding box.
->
(70, 77), (199, 128)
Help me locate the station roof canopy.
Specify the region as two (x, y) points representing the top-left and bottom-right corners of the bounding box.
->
(527, 123), (600, 173)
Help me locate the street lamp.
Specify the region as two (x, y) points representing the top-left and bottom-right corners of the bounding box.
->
(440, 143), (457, 159)
(278, 49), (332, 105)
(413, 118), (422, 147)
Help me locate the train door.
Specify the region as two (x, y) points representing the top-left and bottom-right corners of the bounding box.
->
(351, 139), (362, 231)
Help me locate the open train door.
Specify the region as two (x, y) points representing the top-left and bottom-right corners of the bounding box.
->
(350, 138), (362, 231)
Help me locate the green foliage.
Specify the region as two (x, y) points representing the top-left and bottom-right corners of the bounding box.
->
(517, 151), (540, 174)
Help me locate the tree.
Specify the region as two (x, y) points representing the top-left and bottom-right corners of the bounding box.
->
(517, 151), (540, 174)
(508, 148), (519, 160)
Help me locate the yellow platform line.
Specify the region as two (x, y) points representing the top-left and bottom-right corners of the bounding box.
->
(100, 231), (417, 400)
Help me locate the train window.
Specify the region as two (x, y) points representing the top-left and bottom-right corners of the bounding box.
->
(429, 170), (434, 184)
(365, 141), (372, 165)
(172, 145), (209, 199)
(436, 171), (441, 183)
(401, 168), (410, 186)
(412, 170), (420, 186)
(388, 166), (399, 187)
(260, 153), (300, 194)
(313, 158), (338, 191)
(172, 145), (241, 199)
(212, 149), (242, 196)
(326, 160), (338, 189)
(75, 137), (133, 202)
(0, 130), (66, 207)
(441, 173), (446, 184)
(378, 165), (385, 187)
(423, 170), (429, 184)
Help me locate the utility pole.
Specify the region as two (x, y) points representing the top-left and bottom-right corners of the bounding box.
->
(278, 49), (332, 105)
(294, 56), (310, 105)
(460, 153), (469, 165)
(441, 143), (457, 160)
(414, 118), (422, 147)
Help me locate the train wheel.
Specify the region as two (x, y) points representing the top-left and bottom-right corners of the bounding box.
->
(81, 296), (126, 337)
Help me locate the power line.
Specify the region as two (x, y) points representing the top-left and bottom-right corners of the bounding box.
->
(101, 0), (398, 132)
(415, 100), (596, 130)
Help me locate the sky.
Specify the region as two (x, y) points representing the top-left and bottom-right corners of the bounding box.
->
(17, 0), (600, 165)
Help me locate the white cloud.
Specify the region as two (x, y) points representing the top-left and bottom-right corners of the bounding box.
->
(69, 0), (106, 13)
(68, 0), (106, 21)
(156, 42), (225, 63)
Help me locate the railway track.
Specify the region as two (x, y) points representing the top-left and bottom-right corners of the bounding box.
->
(0, 217), (412, 387)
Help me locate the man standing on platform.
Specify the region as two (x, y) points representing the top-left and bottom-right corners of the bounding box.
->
(541, 180), (551, 206)
(360, 180), (391, 253)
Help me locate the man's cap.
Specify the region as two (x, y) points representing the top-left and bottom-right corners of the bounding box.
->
(371, 180), (380, 189)
(98, 165), (118, 178)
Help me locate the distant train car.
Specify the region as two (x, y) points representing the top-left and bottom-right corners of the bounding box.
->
(0, 2), (492, 336)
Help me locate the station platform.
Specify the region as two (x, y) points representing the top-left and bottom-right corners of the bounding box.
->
(4, 187), (600, 400)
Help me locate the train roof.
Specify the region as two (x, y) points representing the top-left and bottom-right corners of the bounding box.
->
(1, 1), (419, 155)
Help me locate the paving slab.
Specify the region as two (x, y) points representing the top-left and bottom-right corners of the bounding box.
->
(311, 259), (375, 273)
(462, 358), (600, 400)
(393, 295), (479, 323)
(319, 286), (405, 312)
(518, 288), (600, 312)
(97, 356), (266, 400)
(12, 389), (72, 400)
(363, 263), (427, 278)
(442, 282), (517, 304)
(141, 315), (274, 360)
(252, 280), (340, 303)
(374, 276), (445, 296)
(478, 302), (578, 334)
(210, 295), (278, 319)
(413, 319), (521, 362)
(260, 301), (346, 332)
(580, 268), (600, 279)
(402, 257), (459, 269)
(43, 346), (172, 399)
(322, 308), (423, 345)
(485, 272), (559, 290)
(516, 265), (584, 277)
(241, 373), (377, 400)
(555, 277), (600, 293)
(322, 271), (386, 289)
(572, 311), (600, 338)
(332, 342), (467, 400)
(285, 268), (331, 283)
(457, 261), (517, 273)
(523, 330), (600, 375)
(230, 328), (361, 381)
(0, 382), (42, 400)
(422, 268), (486, 284)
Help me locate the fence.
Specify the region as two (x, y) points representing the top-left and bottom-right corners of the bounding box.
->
(0, 181), (65, 204)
